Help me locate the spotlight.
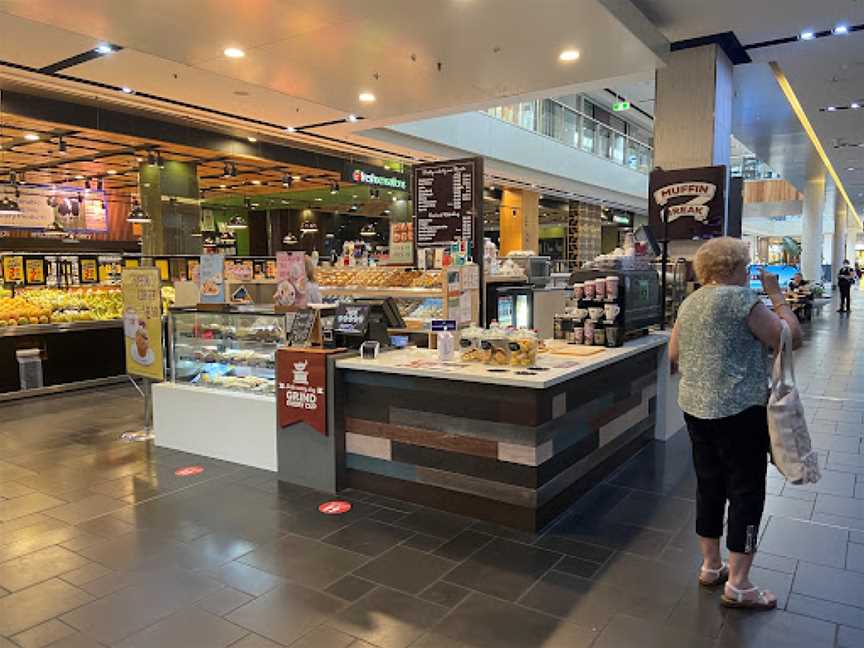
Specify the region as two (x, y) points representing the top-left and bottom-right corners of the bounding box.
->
(127, 199), (151, 223)
(558, 49), (580, 62)
(852, 103), (861, 110)
(282, 174), (293, 188)
(226, 215), (247, 230)
(57, 137), (67, 155)
(358, 92), (376, 103)
(346, 114), (358, 123)
(799, 30), (815, 41)
(247, 136), (257, 143)
(222, 162), (231, 178)
(827, 106), (838, 111)
(223, 47), (245, 59)
(107, 169), (117, 175)
(156, 153), (165, 169)
(291, 174), (302, 181)
(94, 44), (114, 54)
(147, 151), (157, 166)
(350, 204), (359, 212)
(330, 182), (340, 194)
(282, 232), (298, 245)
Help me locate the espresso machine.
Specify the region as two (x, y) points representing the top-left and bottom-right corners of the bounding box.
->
(568, 269), (662, 335)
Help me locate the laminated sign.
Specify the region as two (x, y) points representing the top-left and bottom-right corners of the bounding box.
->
(121, 267), (164, 381)
(648, 165), (727, 240)
(276, 349), (328, 435)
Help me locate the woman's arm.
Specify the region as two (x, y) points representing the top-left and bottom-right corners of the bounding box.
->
(669, 319), (680, 373)
(749, 269), (802, 350)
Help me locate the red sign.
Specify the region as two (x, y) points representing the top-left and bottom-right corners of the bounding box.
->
(319, 501), (352, 515)
(174, 465), (205, 477)
(276, 349), (328, 436)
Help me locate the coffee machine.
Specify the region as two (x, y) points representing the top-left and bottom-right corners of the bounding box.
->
(568, 269), (662, 334)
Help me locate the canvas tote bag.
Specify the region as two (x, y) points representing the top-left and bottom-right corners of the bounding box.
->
(767, 320), (820, 484)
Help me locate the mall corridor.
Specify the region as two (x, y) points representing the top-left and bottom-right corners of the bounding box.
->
(0, 299), (861, 648)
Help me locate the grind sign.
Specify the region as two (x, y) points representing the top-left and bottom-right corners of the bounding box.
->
(276, 348), (328, 436)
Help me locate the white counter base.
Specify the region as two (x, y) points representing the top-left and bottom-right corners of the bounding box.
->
(152, 383), (277, 471)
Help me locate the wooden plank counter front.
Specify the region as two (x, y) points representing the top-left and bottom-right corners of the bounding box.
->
(335, 335), (667, 531)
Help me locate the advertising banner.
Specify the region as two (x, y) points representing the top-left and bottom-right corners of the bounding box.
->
(199, 254), (226, 303)
(0, 192), (108, 231)
(274, 251), (308, 308)
(648, 166), (727, 239)
(121, 267), (164, 381)
(276, 348), (328, 436)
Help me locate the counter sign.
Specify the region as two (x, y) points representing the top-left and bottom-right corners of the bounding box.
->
(276, 349), (328, 436)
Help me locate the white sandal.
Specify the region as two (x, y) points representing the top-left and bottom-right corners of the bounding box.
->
(698, 562), (728, 588)
(721, 583), (777, 610)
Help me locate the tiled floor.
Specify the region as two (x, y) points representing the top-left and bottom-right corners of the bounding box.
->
(2, 294), (864, 647)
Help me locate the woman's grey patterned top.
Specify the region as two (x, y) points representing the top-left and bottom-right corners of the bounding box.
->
(677, 285), (768, 419)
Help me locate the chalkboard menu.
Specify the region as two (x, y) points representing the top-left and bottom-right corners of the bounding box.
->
(334, 303), (370, 336)
(413, 158), (482, 248)
(289, 309), (317, 346)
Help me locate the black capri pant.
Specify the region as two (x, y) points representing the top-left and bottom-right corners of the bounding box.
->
(684, 406), (770, 554)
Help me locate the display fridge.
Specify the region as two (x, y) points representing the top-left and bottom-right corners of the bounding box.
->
(486, 284), (534, 328)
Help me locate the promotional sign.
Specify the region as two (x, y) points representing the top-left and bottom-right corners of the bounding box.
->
(342, 161), (408, 191)
(226, 259), (254, 282)
(334, 303), (370, 336)
(2, 256), (24, 283)
(389, 221), (414, 265)
(121, 267), (164, 381)
(83, 199), (108, 232)
(154, 258), (170, 281)
(413, 158), (482, 249)
(0, 192), (108, 231)
(276, 348), (328, 436)
(199, 254), (226, 303)
(274, 251), (308, 308)
(25, 258), (46, 286)
(648, 166), (727, 239)
(79, 258), (98, 284)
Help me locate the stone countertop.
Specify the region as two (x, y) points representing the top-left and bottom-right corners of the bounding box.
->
(335, 333), (668, 389)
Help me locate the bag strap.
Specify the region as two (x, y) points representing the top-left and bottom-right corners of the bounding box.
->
(771, 320), (795, 389)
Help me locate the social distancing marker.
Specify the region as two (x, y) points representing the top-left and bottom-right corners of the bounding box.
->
(319, 501), (352, 515)
(174, 465), (205, 477)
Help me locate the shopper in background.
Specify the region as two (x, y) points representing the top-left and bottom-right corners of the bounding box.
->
(305, 255), (322, 304)
(670, 237), (802, 611)
(837, 259), (855, 313)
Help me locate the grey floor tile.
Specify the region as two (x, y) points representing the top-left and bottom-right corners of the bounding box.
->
(763, 494), (815, 520)
(226, 582), (345, 646)
(787, 593), (864, 629)
(114, 608), (247, 648)
(226, 634), (284, 648)
(290, 626), (357, 648)
(793, 561), (864, 608)
(812, 511), (864, 532)
(545, 515), (671, 558)
(717, 610), (837, 648)
(749, 566), (794, 609)
(207, 561), (285, 597)
(0, 493), (66, 523)
(784, 469), (857, 497)
(195, 586), (254, 616)
(237, 533), (367, 590)
(603, 491), (694, 532)
(0, 578), (93, 636)
(353, 546), (456, 594)
(10, 618), (77, 648)
(665, 584), (727, 638)
(443, 538), (562, 602)
(752, 552), (798, 575)
(760, 517), (848, 567)
(839, 625), (864, 647)
(419, 581), (470, 608)
(325, 575), (378, 602)
(846, 542), (864, 573)
(533, 535), (615, 563)
(321, 518), (415, 557)
(393, 509), (475, 540)
(43, 494), (127, 525)
(592, 613), (713, 648)
(432, 530), (493, 562)
(815, 493), (864, 519)
(553, 556), (605, 579)
(328, 587), (448, 648)
(0, 545), (90, 591)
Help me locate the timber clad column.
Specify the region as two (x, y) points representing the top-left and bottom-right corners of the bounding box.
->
(140, 161), (202, 255)
(500, 189), (539, 256)
(654, 44), (733, 171)
(800, 176), (826, 282)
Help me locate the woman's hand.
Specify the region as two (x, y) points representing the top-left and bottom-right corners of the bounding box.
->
(760, 268), (782, 296)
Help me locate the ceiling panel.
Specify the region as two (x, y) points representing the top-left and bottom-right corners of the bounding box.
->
(0, 12), (100, 68)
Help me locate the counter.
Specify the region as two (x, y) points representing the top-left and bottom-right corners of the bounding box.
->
(334, 333), (669, 531)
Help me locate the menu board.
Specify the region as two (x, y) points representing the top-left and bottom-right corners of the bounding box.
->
(79, 258), (98, 284)
(121, 267), (164, 381)
(289, 309), (317, 346)
(413, 158), (481, 249)
(2, 256), (24, 283)
(25, 258), (46, 286)
(334, 303), (370, 336)
(199, 254), (226, 303)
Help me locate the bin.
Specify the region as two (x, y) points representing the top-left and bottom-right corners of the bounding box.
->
(16, 349), (44, 390)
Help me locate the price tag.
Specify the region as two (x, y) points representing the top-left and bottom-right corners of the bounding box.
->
(79, 258), (98, 284)
(2, 256), (24, 283)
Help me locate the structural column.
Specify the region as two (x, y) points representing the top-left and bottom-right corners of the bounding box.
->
(499, 189), (539, 256)
(831, 194), (848, 285)
(800, 176), (826, 282)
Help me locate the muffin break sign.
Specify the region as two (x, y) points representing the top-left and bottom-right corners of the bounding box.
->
(121, 267), (164, 381)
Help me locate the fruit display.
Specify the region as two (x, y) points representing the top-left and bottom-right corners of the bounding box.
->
(17, 287), (123, 323)
(0, 296), (51, 327)
(317, 267), (442, 289)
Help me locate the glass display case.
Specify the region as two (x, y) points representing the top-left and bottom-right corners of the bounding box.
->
(169, 308), (286, 397)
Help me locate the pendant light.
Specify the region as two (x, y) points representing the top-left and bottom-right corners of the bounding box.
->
(0, 195), (21, 215)
(127, 198), (151, 223)
(360, 223), (377, 238)
(300, 220), (318, 235)
(226, 215), (247, 230)
(282, 232), (298, 245)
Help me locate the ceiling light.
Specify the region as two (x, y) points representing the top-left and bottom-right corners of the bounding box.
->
(799, 30), (815, 41)
(291, 174), (302, 181)
(559, 49), (580, 62)
(247, 136), (257, 143)
(74, 174), (84, 180)
(346, 114), (358, 123)
(282, 174), (293, 188)
(360, 223), (377, 238)
(23, 133), (39, 141)
(219, 184), (227, 189)
(107, 169), (117, 175)
(852, 103), (861, 110)
(226, 215), (247, 230)
(358, 92), (376, 103)
(224, 47), (245, 59)
(300, 221), (319, 234)
(314, 197), (323, 201)
(827, 106), (838, 112)
(330, 182), (340, 194)
(136, 156), (143, 162)
(832, 24), (849, 35)
(0, 196), (22, 215)
(848, 167), (856, 171)
(282, 232), (298, 245)
(350, 204), (359, 211)
(251, 179), (261, 185)
(285, 126), (297, 133)
(127, 200), (151, 223)
(94, 44), (114, 54)
(121, 87), (134, 94)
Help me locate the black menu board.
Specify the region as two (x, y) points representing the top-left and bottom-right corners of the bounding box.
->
(289, 309), (317, 346)
(413, 158), (482, 248)
(334, 303), (370, 336)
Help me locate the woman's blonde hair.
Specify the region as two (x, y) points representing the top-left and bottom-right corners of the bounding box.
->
(304, 255), (317, 282)
(693, 237), (750, 284)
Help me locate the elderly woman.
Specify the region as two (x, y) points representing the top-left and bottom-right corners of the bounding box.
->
(670, 237), (802, 611)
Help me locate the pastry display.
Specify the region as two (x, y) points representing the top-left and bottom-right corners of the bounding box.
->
(317, 267), (442, 289)
(509, 329), (538, 367)
(459, 327), (484, 362)
(480, 330), (510, 366)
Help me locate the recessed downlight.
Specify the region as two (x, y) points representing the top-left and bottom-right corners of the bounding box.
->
(559, 49), (580, 62)
(224, 47), (245, 59)
(107, 169), (117, 175)
(827, 106), (838, 111)
(852, 103), (861, 110)
(23, 133), (40, 141)
(247, 136), (257, 143)
(358, 92), (376, 103)
(94, 44), (114, 55)
(121, 87), (134, 94)
(285, 126), (297, 133)
(346, 114), (359, 123)
(799, 30), (816, 40)
(832, 24), (849, 35)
